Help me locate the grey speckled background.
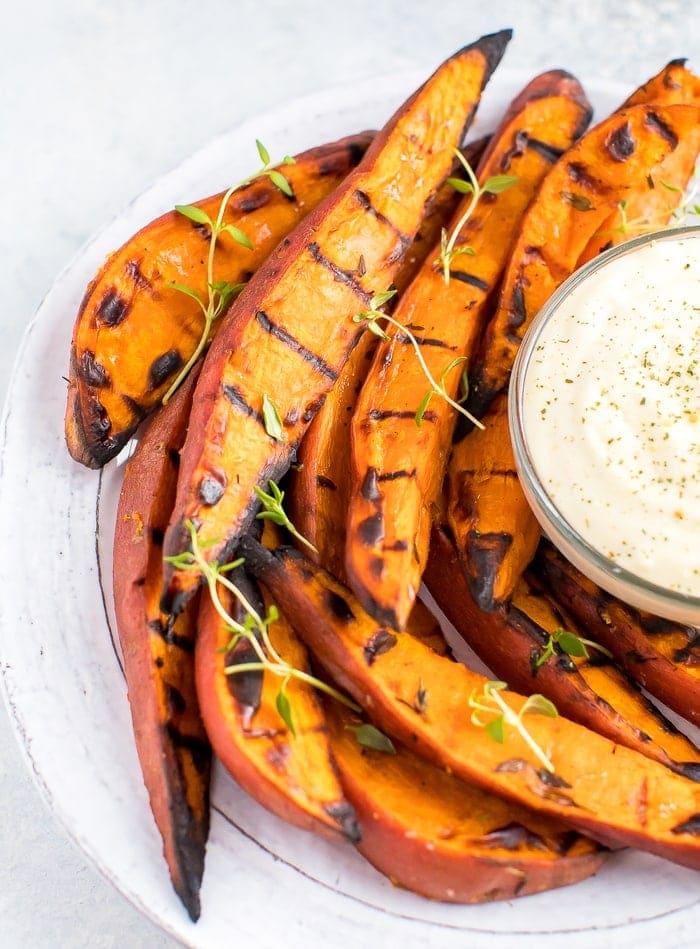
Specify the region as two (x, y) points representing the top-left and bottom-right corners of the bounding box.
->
(1, 1), (697, 946)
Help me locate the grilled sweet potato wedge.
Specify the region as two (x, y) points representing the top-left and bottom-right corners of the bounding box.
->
(66, 132), (375, 468)
(240, 536), (700, 870)
(288, 177), (465, 575)
(344, 71), (591, 630)
(534, 543), (700, 727)
(465, 102), (700, 420)
(113, 366), (209, 921)
(580, 60), (700, 263)
(446, 392), (540, 611)
(326, 700), (605, 902)
(162, 32), (512, 613)
(425, 526), (700, 781)
(196, 577), (360, 842)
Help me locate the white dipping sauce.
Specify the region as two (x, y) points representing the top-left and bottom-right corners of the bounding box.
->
(523, 233), (700, 597)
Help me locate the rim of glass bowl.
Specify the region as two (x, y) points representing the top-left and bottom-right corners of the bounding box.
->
(509, 224), (700, 626)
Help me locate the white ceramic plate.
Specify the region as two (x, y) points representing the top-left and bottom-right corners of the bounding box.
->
(2, 67), (700, 949)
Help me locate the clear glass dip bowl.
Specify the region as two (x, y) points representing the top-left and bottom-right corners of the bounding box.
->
(509, 225), (700, 625)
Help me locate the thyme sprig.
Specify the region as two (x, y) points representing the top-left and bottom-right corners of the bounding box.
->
(468, 680), (558, 773)
(437, 148), (517, 284)
(534, 626), (613, 670)
(254, 480), (319, 554)
(596, 178), (700, 240)
(164, 520), (358, 734)
(353, 291), (484, 431)
(162, 141), (295, 404)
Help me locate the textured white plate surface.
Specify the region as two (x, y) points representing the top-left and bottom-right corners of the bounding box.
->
(1, 67), (699, 948)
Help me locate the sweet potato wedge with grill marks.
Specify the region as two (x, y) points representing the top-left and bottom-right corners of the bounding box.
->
(465, 102), (700, 420)
(425, 526), (700, 781)
(344, 71), (591, 629)
(66, 131), (375, 468)
(534, 543), (700, 728)
(113, 365), (209, 922)
(195, 576), (360, 841)
(239, 536), (700, 870)
(162, 32), (512, 614)
(326, 700), (605, 902)
(446, 393), (540, 610)
(288, 176), (462, 578)
(580, 60), (700, 263)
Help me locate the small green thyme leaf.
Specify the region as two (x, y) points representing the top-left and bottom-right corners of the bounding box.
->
(269, 169), (294, 197)
(256, 139), (271, 165)
(482, 174), (518, 194)
(414, 389), (434, 427)
(560, 191), (595, 212)
(169, 282), (207, 307)
(347, 723), (396, 754)
(222, 224), (254, 250)
(262, 394), (286, 442)
(446, 176), (475, 195)
(485, 714), (505, 743)
(521, 693), (559, 719)
(276, 686), (296, 736)
(556, 630), (590, 658)
(174, 203), (213, 227)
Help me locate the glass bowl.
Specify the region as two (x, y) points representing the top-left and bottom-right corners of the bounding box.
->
(509, 225), (700, 626)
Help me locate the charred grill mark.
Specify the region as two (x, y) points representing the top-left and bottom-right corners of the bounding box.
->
(369, 557), (384, 579)
(256, 310), (339, 381)
(671, 814), (700, 836)
(527, 137), (565, 164)
(151, 527), (165, 547)
(476, 822), (548, 852)
(353, 189), (411, 251)
(198, 475), (225, 506)
(192, 221), (212, 241)
(325, 589), (355, 623)
(165, 683), (187, 716)
(303, 395), (326, 424)
(324, 802), (361, 843)
(383, 539), (408, 552)
(507, 280), (527, 340)
(125, 259), (153, 292)
(235, 190), (271, 214)
(675, 631), (700, 666)
(148, 350), (184, 391)
(316, 475), (337, 490)
(536, 769), (571, 789)
(79, 350), (110, 388)
(367, 408), (437, 423)
(358, 512), (384, 547)
(645, 110), (679, 148)
(567, 161), (598, 189)
(360, 467), (381, 501)
(96, 289), (130, 326)
(606, 122), (636, 162)
(148, 617), (195, 654)
(223, 383), (265, 424)
(448, 270), (490, 292)
(165, 722), (211, 775)
(454, 467), (516, 478)
(467, 530), (513, 610)
(377, 468), (417, 482)
(226, 636), (263, 718)
(673, 762), (700, 783)
(307, 242), (371, 304)
(394, 332), (455, 350)
(363, 629), (397, 665)
(500, 129), (528, 171)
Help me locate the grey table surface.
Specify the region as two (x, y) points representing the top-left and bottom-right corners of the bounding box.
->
(1, 1), (697, 946)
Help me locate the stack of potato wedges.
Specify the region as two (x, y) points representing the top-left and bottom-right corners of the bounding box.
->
(65, 31), (700, 922)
